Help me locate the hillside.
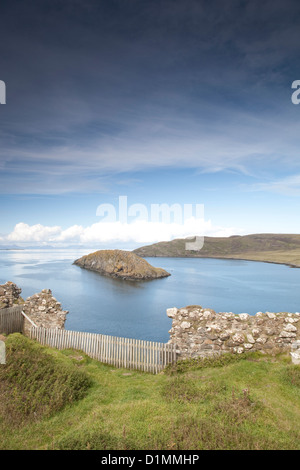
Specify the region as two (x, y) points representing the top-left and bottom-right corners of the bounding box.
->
(74, 249), (170, 280)
(133, 234), (300, 267)
(1, 334), (300, 450)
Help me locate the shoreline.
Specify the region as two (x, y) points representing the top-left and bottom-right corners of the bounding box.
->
(142, 254), (300, 269)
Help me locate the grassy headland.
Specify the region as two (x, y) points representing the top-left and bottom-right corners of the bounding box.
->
(1, 334), (300, 450)
(133, 233), (300, 267)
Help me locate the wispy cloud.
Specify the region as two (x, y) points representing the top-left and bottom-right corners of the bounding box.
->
(248, 174), (300, 196)
(1, 0), (300, 245)
(1, 103), (299, 194)
(1, 0), (300, 195)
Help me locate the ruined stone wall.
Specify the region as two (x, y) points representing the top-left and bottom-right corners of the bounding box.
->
(22, 289), (68, 335)
(167, 305), (300, 359)
(0, 281), (23, 309)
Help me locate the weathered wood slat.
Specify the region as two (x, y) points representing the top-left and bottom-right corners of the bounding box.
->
(0, 305), (24, 334)
(29, 326), (177, 373)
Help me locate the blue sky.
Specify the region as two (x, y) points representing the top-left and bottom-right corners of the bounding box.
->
(1, 0), (300, 248)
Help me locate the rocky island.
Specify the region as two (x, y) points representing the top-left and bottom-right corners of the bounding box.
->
(73, 249), (171, 280)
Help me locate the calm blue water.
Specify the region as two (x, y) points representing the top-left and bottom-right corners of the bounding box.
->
(0, 249), (300, 342)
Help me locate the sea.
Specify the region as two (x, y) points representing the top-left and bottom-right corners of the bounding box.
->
(1, 249), (300, 343)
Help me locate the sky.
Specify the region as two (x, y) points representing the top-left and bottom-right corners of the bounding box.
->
(0, 0), (300, 248)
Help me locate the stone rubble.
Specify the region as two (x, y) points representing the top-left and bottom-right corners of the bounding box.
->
(0, 281), (23, 308)
(22, 289), (68, 335)
(167, 305), (300, 359)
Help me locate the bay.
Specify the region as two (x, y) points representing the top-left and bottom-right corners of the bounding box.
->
(0, 249), (299, 343)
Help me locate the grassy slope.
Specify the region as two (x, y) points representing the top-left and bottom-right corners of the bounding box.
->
(133, 234), (300, 267)
(1, 334), (300, 450)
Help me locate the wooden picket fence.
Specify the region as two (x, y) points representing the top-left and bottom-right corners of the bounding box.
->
(0, 306), (177, 373)
(29, 326), (177, 373)
(0, 305), (24, 334)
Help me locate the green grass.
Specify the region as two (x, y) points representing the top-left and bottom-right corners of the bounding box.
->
(0, 334), (92, 427)
(0, 334), (300, 450)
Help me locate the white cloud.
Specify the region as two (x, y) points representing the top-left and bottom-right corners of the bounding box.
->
(0, 219), (245, 247)
(6, 222), (61, 243)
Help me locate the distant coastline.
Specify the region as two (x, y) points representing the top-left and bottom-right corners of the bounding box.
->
(0, 248), (24, 251)
(133, 233), (300, 269)
(143, 254), (300, 269)
(2, 233), (300, 268)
